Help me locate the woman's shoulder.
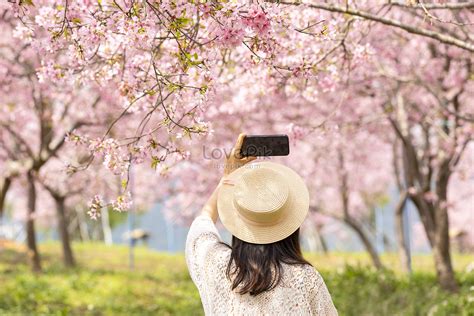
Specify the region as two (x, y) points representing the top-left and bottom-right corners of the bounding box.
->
(282, 263), (324, 290)
(302, 264), (323, 279)
(284, 262), (322, 277)
(206, 241), (231, 266)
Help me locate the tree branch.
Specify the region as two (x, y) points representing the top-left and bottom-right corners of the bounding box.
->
(389, 1), (474, 10)
(279, 2), (474, 52)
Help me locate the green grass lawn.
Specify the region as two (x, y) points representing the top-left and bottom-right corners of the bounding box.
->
(0, 242), (473, 315)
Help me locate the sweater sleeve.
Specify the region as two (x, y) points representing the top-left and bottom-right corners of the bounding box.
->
(185, 214), (223, 286)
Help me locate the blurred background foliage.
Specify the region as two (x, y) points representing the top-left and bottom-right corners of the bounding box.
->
(0, 241), (472, 315)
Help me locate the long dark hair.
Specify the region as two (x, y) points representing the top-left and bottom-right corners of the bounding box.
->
(219, 228), (312, 296)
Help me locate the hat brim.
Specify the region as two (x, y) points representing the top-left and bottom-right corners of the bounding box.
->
(217, 161), (309, 244)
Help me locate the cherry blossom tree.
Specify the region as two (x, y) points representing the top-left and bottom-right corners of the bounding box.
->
(3, 0), (473, 292)
(6, 0), (343, 180)
(1, 4), (123, 270)
(364, 29), (472, 292)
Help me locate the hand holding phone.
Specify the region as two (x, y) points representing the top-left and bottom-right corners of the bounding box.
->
(240, 135), (290, 157)
(223, 133), (257, 175)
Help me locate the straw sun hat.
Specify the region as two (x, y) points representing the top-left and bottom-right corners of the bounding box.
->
(217, 161), (309, 244)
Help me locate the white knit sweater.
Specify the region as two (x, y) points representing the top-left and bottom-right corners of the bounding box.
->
(185, 214), (338, 315)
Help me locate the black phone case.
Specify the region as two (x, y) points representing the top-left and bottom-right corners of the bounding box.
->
(240, 135), (290, 157)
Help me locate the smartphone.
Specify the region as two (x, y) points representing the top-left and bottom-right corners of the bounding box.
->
(240, 135), (290, 157)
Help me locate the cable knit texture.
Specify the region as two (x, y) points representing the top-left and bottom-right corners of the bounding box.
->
(185, 214), (339, 315)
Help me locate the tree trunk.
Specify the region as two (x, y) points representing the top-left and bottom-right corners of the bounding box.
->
(432, 160), (458, 292)
(76, 206), (90, 242)
(26, 172), (41, 272)
(101, 208), (113, 246)
(395, 191), (411, 274)
(413, 198), (458, 292)
(396, 131), (457, 291)
(387, 71), (462, 292)
(432, 231), (458, 292)
(345, 218), (384, 270)
(0, 177), (12, 218)
(55, 196), (76, 268)
(337, 150), (383, 270)
(382, 234), (393, 251)
(338, 150), (383, 270)
(317, 229), (329, 254)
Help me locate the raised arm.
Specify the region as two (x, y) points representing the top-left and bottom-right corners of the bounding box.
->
(200, 133), (256, 223)
(185, 133), (256, 284)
